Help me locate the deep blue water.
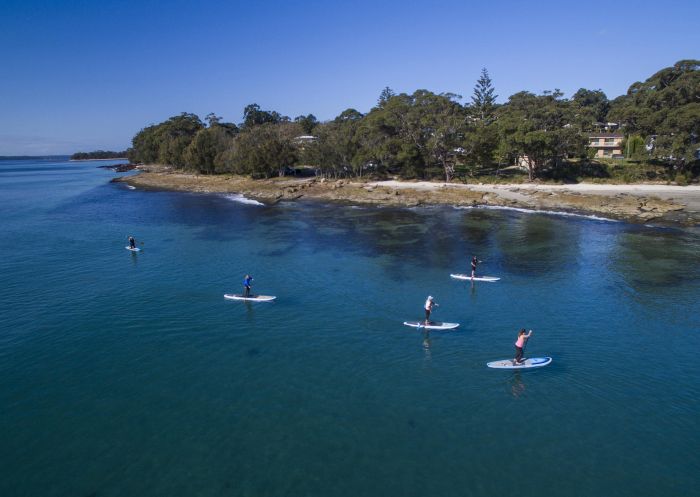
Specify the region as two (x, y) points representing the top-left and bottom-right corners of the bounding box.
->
(1, 158), (699, 497)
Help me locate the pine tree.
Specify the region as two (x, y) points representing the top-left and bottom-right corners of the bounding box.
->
(471, 68), (497, 121)
(377, 86), (395, 107)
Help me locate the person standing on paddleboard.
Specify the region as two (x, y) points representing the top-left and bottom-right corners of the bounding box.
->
(424, 296), (438, 324)
(243, 274), (253, 298)
(514, 328), (533, 364)
(128, 236), (136, 249)
(470, 256), (482, 278)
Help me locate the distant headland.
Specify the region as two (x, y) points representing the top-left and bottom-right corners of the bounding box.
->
(0, 155), (70, 160)
(70, 150), (128, 161)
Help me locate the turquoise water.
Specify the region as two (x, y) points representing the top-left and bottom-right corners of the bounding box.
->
(1, 158), (699, 497)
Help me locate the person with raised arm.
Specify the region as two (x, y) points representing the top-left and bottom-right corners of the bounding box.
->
(514, 328), (533, 365)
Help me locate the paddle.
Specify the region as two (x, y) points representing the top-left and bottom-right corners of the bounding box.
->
(521, 329), (533, 363)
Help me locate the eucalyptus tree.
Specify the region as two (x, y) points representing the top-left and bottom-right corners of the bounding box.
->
(308, 109), (364, 178)
(228, 122), (298, 178)
(460, 123), (499, 176)
(241, 103), (287, 129)
(496, 91), (585, 180)
(421, 92), (468, 181)
(294, 114), (319, 134)
(129, 112), (204, 166)
(388, 90), (468, 180)
(571, 88), (609, 129)
(183, 118), (238, 174)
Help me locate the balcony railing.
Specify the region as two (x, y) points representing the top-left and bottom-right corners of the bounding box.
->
(589, 143), (622, 148)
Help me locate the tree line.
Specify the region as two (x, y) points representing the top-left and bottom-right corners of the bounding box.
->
(127, 60), (700, 181)
(71, 150), (128, 160)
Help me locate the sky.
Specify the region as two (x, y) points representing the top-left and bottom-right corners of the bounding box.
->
(1, 0), (698, 155)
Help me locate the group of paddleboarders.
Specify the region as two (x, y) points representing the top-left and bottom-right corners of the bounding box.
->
(423, 255), (534, 366)
(129, 239), (535, 366)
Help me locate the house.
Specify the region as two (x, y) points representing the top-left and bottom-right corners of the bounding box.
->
(517, 155), (534, 170)
(293, 135), (318, 145)
(588, 133), (624, 159)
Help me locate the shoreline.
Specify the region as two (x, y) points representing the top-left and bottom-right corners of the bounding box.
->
(114, 166), (700, 226)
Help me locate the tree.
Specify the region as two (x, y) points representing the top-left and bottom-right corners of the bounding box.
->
(126, 61), (698, 180)
(129, 112), (204, 166)
(421, 93), (467, 181)
(241, 104), (286, 129)
(624, 134), (647, 161)
(294, 114), (318, 134)
(571, 88), (609, 128)
(461, 123), (499, 176)
(183, 123), (237, 174)
(71, 150), (127, 160)
(205, 113), (221, 127)
(496, 91), (586, 180)
(377, 86), (395, 108)
(608, 60), (700, 168)
(307, 109), (364, 178)
(471, 68), (498, 121)
(228, 123), (298, 178)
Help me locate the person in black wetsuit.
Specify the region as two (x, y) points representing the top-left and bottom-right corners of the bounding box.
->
(128, 236), (136, 249)
(470, 255), (481, 278)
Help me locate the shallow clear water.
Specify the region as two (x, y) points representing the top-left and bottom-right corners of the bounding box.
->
(1, 158), (699, 497)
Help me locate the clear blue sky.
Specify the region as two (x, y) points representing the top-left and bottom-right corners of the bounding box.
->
(1, 0), (698, 155)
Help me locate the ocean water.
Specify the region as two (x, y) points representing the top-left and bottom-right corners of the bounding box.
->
(1, 158), (699, 497)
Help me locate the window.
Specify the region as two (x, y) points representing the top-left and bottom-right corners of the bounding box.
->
(605, 138), (615, 145)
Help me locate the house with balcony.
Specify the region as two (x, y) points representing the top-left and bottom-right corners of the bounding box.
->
(588, 133), (624, 159)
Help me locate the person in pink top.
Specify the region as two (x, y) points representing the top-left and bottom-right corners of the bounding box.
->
(514, 328), (533, 364)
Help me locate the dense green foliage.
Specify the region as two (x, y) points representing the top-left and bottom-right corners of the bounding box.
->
(624, 135), (647, 161)
(128, 61), (700, 182)
(71, 150), (128, 160)
(608, 60), (700, 169)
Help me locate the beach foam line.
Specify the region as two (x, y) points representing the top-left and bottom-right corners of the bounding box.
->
(126, 185), (136, 190)
(223, 194), (264, 206)
(454, 204), (618, 222)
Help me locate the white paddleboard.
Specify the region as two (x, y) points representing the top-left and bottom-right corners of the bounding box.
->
(403, 321), (460, 330)
(224, 294), (276, 302)
(125, 246), (140, 252)
(450, 273), (500, 282)
(487, 357), (552, 369)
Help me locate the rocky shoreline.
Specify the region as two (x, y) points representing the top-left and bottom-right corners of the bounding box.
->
(98, 163), (138, 172)
(113, 166), (700, 225)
